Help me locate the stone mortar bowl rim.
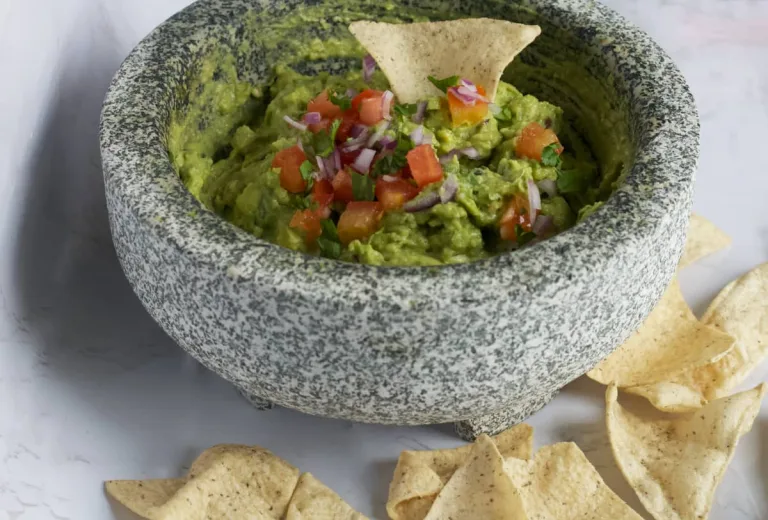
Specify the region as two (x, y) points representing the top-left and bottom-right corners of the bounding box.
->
(100, 0), (698, 426)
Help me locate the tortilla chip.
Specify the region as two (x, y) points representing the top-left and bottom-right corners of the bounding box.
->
(618, 262), (768, 412)
(105, 479), (185, 518)
(285, 473), (367, 520)
(503, 443), (643, 520)
(349, 19), (541, 103)
(424, 435), (527, 520)
(606, 383), (766, 520)
(587, 279), (735, 388)
(679, 214), (731, 268)
(106, 445), (300, 519)
(386, 423), (532, 520)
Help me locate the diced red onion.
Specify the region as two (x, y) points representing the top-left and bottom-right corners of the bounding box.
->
(345, 88), (358, 98)
(439, 150), (460, 164)
(460, 78), (477, 92)
(537, 179), (558, 198)
(379, 135), (397, 150)
(350, 124), (368, 139)
(532, 214), (554, 236)
(352, 148), (376, 174)
(488, 103), (501, 115)
(527, 179), (542, 219)
(342, 141), (364, 152)
(448, 86), (477, 105)
(283, 115), (308, 132)
(381, 90), (394, 120)
(323, 156), (336, 178)
(410, 125), (424, 146)
(458, 147), (479, 159)
(439, 175), (459, 203)
(315, 155), (326, 177)
(303, 112), (322, 124)
(296, 137), (304, 152)
(366, 120), (390, 147)
(363, 54), (376, 83)
(456, 85), (489, 103)
(333, 148), (341, 171)
(404, 191), (441, 212)
(412, 101), (427, 124)
(381, 175), (399, 182)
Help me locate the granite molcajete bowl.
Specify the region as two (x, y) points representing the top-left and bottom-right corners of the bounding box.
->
(100, 0), (698, 438)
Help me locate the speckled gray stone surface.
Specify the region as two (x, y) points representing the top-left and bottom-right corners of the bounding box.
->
(100, 0), (698, 430)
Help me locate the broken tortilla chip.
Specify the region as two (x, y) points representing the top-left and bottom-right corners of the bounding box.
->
(679, 214), (731, 268)
(285, 473), (367, 520)
(503, 443), (643, 520)
(588, 279), (735, 388)
(606, 383), (766, 520)
(349, 19), (541, 103)
(386, 423), (532, 520)
(424, 434), (527, 520)
(107, 445), (301, 520)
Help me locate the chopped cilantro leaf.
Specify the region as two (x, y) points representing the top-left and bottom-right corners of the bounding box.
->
(371, 139), (413, 177)
(328, 90), (351, 110)
(428, 75), (460, 93)
(313, 119), (341, 157)
(299, 160), (314, 181)
(320, 219), (339, 242)
(394, 103), (417, 117)
(350, 171), (376, 201)
(329, 118), (341, 143)
(515, 225), (536, 246)
(317, 237), (342, 259)
(541, 143), (563, 168)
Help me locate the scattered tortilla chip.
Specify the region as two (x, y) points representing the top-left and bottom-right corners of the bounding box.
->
(285, 473), (367, 520)
(424, 435), (527, 520)
(679, 214), (731, 268)
(588, 279), (735, 388)
(386, 423), (532, 520)
(606, 383), (766, 520)
(107, 445), (301, 520)
(349, 19), (541, 103)
(503, 443), (643, 520)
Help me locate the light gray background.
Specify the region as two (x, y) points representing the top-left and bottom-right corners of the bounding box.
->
(0, 0), (766, 518)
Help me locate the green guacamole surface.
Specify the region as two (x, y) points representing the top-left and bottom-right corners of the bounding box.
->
(169, 45), (605, 266)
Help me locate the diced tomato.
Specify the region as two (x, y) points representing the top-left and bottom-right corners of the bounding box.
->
(331, 170), (354, 203)
(359, 96), (385, 125)
(406, 144), (444, 188)
(289, 209), (323, 244)
(337, 201), (383, 245)
(375, 178), (419, 211)
(335, 109), (360, 143)
(351, 89), (383, 111)
(308, 118), (332, 134)
(499, 194), (536, 241)
(272, 145), (307, 193)
(338, 149), (360, 168)
(515, 122), (563, 162)
(307, 90), (342, 120)
(312, 179), (334, 207)
(447, 85), (489, 127)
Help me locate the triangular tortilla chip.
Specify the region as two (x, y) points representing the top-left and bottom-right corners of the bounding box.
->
(105, 479), (185, 518)
(606, 384), (766, 520)
(587, 279), (735, 388)
(679, 214), (731, 268)
(424, 435), (527, 520)
(620, 262), (768, 412)
(503, 443), (643, 520)
(386, 424), (532, 520)
(285, 473), (367, 519)
(349, 19), (541, 103)
(106, 445), (300, 519)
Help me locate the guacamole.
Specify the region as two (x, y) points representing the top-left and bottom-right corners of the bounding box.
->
(170, 56), (603, 266)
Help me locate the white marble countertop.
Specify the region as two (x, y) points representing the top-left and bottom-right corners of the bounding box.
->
(1, 1), (766, 518)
